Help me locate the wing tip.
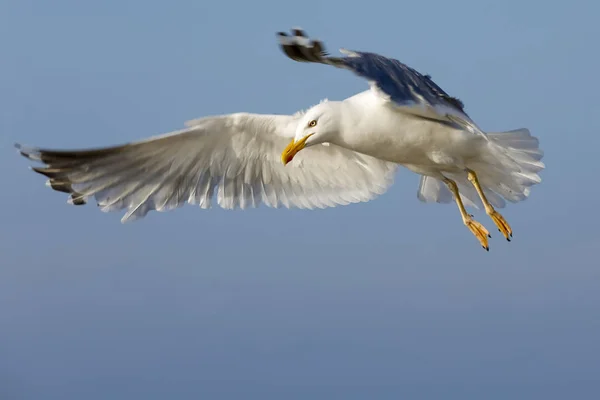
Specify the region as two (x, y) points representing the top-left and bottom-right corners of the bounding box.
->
(276, 28), (330, 63)
(15, 143), (43, 161)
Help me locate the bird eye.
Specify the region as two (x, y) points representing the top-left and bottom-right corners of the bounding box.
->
(308, 120), (317, 128)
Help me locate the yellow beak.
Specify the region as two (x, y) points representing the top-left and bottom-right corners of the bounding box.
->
(281, 133), (314, 165)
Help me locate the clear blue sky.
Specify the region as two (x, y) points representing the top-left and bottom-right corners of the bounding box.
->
(1, 1), (599, 399)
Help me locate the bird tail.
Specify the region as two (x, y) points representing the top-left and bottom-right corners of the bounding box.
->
(417, 128), (544, 209)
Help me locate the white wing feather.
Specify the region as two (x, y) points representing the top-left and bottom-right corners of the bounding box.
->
(18, 113), (397, 222)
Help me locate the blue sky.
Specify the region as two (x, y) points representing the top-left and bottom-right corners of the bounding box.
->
(1, 0), (599, 399)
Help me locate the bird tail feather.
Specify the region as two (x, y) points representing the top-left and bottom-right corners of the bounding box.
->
(417, 128), (544, 209)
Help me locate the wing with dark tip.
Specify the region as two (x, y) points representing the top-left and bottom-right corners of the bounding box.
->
(16, 113), (397, 223)
(277, 28), (485, 135)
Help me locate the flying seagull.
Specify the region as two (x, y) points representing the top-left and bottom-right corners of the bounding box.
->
(16, 28), (544, 250)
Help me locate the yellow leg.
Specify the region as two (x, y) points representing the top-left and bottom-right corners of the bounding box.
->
(466, 169), (513, 241)
(443, 178), (491, 251)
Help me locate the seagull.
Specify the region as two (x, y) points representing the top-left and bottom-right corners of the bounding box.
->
(16, 28), (544, 250)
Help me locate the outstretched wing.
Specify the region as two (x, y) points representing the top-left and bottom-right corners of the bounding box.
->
(17, 113), (397, 223)
(277, 28), (485, 135)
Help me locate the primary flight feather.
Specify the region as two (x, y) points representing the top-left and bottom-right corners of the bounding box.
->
(16, 28), (544, 250)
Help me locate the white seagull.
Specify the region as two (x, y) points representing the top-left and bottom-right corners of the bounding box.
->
(16, 28), (544, 250)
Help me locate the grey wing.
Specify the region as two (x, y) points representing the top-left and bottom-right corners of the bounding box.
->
(277, 28), (485, 135)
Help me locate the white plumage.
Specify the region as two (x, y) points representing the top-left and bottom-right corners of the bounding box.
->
(17, 112), (396, 223)
(16, 28), (544, 249)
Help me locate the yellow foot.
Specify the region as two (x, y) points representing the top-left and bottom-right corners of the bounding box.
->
(464, 216), (491, 251)
(488, 210), (513, 241)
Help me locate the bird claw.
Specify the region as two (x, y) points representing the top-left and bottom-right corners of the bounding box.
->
(488, 210), (512, 241)
(463, 216), (491, 251)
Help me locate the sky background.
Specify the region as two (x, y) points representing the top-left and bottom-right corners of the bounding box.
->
(1, 0), (599, 399)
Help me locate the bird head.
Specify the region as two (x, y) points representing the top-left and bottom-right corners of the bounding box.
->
(281, 101), (340, 165)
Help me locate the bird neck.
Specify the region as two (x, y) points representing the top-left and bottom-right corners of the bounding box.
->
(333, 92), (382, 151)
